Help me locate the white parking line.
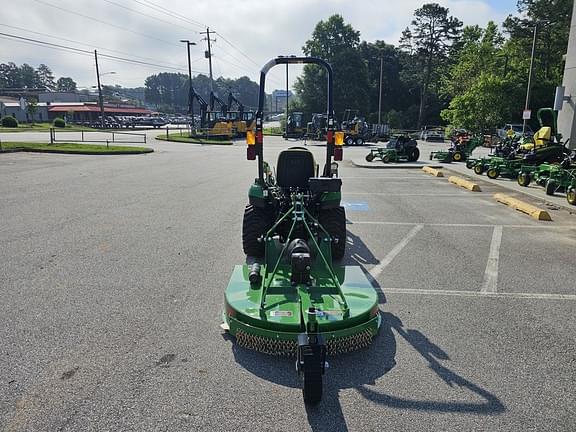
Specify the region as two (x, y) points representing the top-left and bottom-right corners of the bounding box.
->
(345, 193), (470, 197)
(481, 225), (503, 293)
(369, 224), (424, 280)
(349, 221), (576, 229)
(382, 287), (576, 301)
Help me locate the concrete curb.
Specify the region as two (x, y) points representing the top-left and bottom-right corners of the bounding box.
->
(351, 159), (443, 169)
(494, 193), (552, 221)
(448, 175), (481, 192)
(23, 148), (154, 155)
(422, 166), (444, 177)
(440, 165), (576, 213)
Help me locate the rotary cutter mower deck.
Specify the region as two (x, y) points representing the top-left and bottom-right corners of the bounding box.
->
(222, 57), (381, 405)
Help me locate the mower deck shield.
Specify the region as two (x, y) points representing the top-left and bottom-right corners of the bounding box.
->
(224, 264), (380, 355)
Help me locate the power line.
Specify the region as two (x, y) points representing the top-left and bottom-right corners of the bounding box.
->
(129, 0), (208, 30)
(101, 0), (198, 34)
(215, 32), (260, 67)
(0, 32), (207, 74)
(32, 0), (179, 47)
(0, 23), (188, 70)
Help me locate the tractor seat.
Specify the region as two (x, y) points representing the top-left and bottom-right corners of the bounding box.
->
(276, 147), (316, 189)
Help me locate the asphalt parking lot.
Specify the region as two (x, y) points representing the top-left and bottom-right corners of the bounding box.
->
(1, 134), (575, 431)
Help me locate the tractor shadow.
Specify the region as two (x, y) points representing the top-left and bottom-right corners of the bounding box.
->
(227, 312), (505, 432)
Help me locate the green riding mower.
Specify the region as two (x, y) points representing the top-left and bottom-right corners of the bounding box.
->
(517, 152), (576, 204)
(430, 134), (484, 163)
(223, 57), (381, 405)
(365, 134), (419, 163)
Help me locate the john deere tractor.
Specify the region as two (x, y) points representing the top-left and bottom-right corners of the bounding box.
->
(223, 56), (380, 405)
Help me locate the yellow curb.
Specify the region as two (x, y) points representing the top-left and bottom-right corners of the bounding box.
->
(422, 166), (444, 177)
(493, 193), (552, 221)
(448, 176), (482, 192)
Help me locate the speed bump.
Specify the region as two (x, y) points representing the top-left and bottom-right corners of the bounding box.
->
(493, 193), (552, 221)
(448, 176), (481, 192)
(422, 166), (443, 177)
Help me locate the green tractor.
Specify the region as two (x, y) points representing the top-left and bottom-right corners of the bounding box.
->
(365, 134), (420, 163)
(223, 57), (381, 405)
(430, 133), (484, 163)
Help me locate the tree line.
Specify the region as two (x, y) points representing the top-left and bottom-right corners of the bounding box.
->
(293, 0), (573, 132)
(0, 62), (78, 92)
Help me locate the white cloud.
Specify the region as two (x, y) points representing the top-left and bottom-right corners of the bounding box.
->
(1, 0), (515, 92)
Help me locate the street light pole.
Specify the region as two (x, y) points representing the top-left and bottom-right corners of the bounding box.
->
(523, 23), (538, 134)
(378, 55), (383, 125)
(94, 49), (105, 129)
(180, 40), (197, 123)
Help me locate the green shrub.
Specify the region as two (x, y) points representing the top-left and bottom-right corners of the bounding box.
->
(1, 116), (18, 128)
(53, 117), (66, 128)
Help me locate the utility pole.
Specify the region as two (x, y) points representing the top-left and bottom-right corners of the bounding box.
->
(285, 63), (289, 127)
(378, 55), (383, 125)
(523, 23), (538, 134)
(180, 39), (197, 122)
(94, 49), (105, 129)
(200, 28), (215, 92)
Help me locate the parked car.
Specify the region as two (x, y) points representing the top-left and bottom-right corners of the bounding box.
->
(497, 123), (533, 139)
(420, 126), (445, 142)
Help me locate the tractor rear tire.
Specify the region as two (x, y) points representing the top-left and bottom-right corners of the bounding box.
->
(242, 204), (273, 257)
(545, 180), (556, 196)
(345, 137), (355, 146)
(365, 153), (375, 162)
(408, 147), (420, 162)
(517, 172), (531, 187)
(567, 187), (576, 205)
(487, 168), (499, 179)
(452, 151), (463, 162)
(355, 137), (365, 146)
(319, 207), (346, 260)
(473, 164), (484, 175)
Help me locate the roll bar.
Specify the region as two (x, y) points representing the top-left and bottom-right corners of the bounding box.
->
(249, 56), (340, 182)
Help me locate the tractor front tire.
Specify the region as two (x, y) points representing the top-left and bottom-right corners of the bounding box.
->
(408, 147), (420, 162)
(517, 172), (531, 187)
(466, 160), (475, 169)
(567, 187), (576, 205)
(452, 151), (463, 162)
(345, 137), (355, 146)
(365, 153), (375, 162)
(382, 154), (391, 163)
(319, 207), (346, 260)
(545, 180), (556, 196)
(355, 137), (365, 146)
(242, 204), (273, 257)
(473, 164), (484, 175)
(487, 168), (499, 179)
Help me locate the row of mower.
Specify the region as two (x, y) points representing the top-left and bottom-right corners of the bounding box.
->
(465, 108), (576, 206)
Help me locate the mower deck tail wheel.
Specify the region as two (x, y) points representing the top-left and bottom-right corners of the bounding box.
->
(567, 187), (576, 205)
(487, 168), (499, 179)
(242, 204), (273, 257)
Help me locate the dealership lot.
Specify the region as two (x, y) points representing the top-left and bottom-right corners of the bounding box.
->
(1, 136), (575, 431)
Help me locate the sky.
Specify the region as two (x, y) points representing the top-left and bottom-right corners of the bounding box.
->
(0, 0), (519, 93)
